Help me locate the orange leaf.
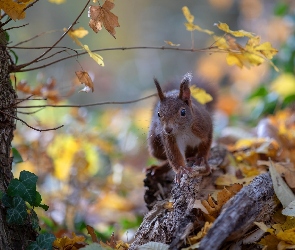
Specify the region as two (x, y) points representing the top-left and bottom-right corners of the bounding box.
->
(0, 0), (32, 20)
(88, 0), (120, 38)
(75, 71), (94, 93)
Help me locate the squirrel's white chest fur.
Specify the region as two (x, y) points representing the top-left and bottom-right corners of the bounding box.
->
(176, 129), (201, 157)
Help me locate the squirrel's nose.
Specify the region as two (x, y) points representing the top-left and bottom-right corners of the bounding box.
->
(164, 126), (173, 134)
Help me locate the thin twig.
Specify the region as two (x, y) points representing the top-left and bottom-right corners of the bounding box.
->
(16, 98), (47, 101)
(13, 29), (60, 47)
(3, 23), (29, 32)
(15, 0), (90, 70)
(11, 46), (221, 72)
(15, 95), (35, 106)
(17, 108), (45, 115)
(16, 93), (157, 109)
(0, 110), (63, 132)
(37, 48), (78, 63)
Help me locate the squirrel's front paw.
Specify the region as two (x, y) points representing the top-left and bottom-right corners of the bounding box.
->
(174, 166), (193, 183)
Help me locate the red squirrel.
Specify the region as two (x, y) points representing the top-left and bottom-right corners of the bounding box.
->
(148, 73), (216, 182)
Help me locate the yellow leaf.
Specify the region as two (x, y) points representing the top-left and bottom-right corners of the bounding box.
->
(184, 23), (214, 35)
(53, 233), (86, 249)
(190, 85), (213, 104)
(213, 36), (229, 50)
(164, 41), (180, 47)
(68, 27), (89, 39)
(215, 22), (255, 38)
(182, 6), (194, 23)
(255, 42), (278, 59)
(277, 228), (295, 244)
(271, 73), (295, 97)
(82, 44), (104, 66)
(0, 0), (31, 20)
(48, 0), (66, 4)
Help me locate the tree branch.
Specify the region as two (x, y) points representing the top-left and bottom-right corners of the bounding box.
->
(15, 93), (157, 109)
(11, 45), (221, 72)
(0, 110), (63, 132)
(12, 0), (90, 71)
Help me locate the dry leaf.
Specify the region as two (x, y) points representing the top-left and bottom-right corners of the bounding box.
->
(86, 225), (99, 243)
(269, 160), (295, 208)
(164, 41), (180, 47)
(82, 44), (104, 66)
(215, 22), (255, 38)
(0, 0), (32, 20)
(75, 71), (94, 93)
(88, 0), (120, 38)
(182, 6), (214, 34)
(201, 184), (243, 219)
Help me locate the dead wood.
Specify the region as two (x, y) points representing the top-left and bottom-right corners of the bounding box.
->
(130, 146), (277, 250)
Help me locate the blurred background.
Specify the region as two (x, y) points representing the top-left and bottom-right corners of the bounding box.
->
(4, 0), (295, 242)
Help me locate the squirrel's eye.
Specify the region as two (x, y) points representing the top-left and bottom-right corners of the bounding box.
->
(158, 112), (161, 118)
(180, 108), (186, 116)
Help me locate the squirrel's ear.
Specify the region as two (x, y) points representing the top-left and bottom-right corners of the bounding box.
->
(154, 78), (165, 101)
(179, 73), (192, 103)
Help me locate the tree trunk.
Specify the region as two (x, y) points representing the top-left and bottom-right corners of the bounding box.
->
(0, 35), (36, 250)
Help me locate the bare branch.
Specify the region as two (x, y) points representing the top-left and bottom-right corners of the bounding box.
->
(13, 29), (60, 47)
(17, 108), (45, 115)
(3, 23), (29, 32)
(11, 45), (221, 72)
(16, 93), (157, 109)
(0, 110), (63, 132)
(13, 0), (91, 71)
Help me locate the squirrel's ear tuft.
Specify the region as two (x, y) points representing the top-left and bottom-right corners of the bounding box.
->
(179, 73), (192, 103)
(154, 77), (165, 101)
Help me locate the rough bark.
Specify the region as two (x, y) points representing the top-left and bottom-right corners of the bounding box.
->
(0, 35), (36, 250)
(130, 146), (276, 250)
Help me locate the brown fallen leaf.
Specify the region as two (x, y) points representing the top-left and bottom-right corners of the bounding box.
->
(88, 0), (120, 38)
(202, 184), (243, 221)
(75, 71), (94, 93)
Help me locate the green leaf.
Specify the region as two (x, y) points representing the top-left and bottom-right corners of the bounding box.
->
(26, 233), (56, 250)
(29, 209), (40, 231)
(2, 193), (13, 207)
(9, 49), (19, 64)
(38, 203), (49, 211)
(7, 171), (38, 206)
(269, 160), (295, 208)
(6, 196), (27, 225)
(12, 147), (23, 164)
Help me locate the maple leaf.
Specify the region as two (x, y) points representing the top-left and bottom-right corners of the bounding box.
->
(75, 71), (94, 93)
(202, 184), (243, 220)
(88, 0), (120, 38)
(0, 0), (33, 20)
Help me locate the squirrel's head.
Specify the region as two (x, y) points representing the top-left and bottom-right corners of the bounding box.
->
(154, 73), (193, 135)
